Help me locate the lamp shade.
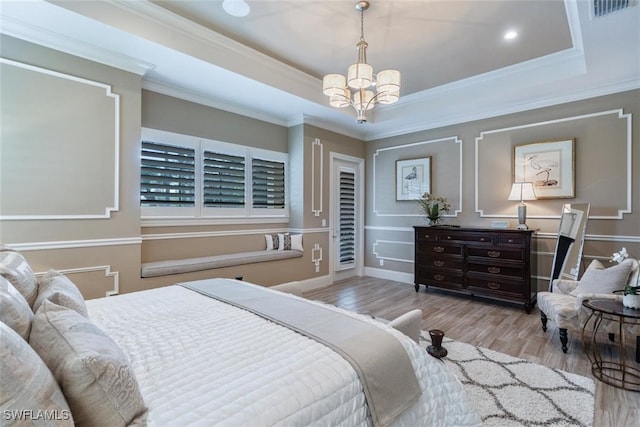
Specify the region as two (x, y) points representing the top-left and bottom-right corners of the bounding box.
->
(508, 182), (537, 201)
(376, 70), (401, 104)
(354, 89), (375, 111)
(347, 62), (373, 89)
(323, 74), (347, 96)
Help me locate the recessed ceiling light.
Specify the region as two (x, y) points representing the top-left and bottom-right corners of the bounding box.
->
(504, 30), (518, 40)
(223, 0), (250, 17)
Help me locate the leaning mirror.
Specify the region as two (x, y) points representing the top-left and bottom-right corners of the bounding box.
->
(549, 203), (590, 289)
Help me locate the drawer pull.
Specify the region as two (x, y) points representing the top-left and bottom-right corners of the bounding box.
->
(480, 237), (486, 242)
(423, 234), (431, 239)
(434, 260), (445, 267)
(446, 235), (452, 240)
(507, 239), (514, 243)
(487, 282), (500, 290)
(434, 274), (445, 281)
(487, 250), (501, 258)
(433, 246), (445, 253)
(488, 266), (501, 274)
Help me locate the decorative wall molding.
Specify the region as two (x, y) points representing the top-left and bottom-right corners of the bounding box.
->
(0, 58), (120, 220)
(372, 240), (414, 265)
(364, 266), (414, 285)
(373, 137), (463, 217)
(35, 265), (119, 297)
(311, 138), (324, 217)
(7, 237), (141, 251)
(475, 108), (632, 220)
(311, 243), (323, 273)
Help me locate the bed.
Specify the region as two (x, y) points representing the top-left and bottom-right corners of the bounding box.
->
(1, 245), (481, 427)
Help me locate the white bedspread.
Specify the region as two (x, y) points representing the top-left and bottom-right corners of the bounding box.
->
(86, 284), (481, 427)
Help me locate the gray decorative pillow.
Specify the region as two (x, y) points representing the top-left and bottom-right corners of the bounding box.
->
(0, 247), (38, 307)
(29, 301), (148, 427)
(34, 270), (88, 318)
(0, 276), (34, 340)
(0, 321), (74, 426)
(570, 258), (633, 296)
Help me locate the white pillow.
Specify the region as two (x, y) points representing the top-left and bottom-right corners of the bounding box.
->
(0, 276), (34, 340)
(29, 301), (148, 427)
(264, 233), (280, 250)
(1, 321), (74, 426)
(0, 247), (38, 307)
(570, 258), (633, 297)
(290, 233), (303, 251)
(33, 270), (88, 318)
(277, 233), (303, 251)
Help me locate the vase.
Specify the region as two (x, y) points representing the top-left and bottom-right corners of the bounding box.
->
(428, 217), (440, 226)
(427, 329), (448, 359)
(623, 294), (640, 309)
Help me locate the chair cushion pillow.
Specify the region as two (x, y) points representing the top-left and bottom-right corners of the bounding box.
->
(29, 301), (148, 427)
(33, 270), (88, 318)
(0, 321), (74, 426)
(0, 276), (34, 340)
(570, 258), (633, 297)
(0, 247), (38, 307)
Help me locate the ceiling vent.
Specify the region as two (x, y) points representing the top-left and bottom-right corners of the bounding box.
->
(593, 0), (635, 17)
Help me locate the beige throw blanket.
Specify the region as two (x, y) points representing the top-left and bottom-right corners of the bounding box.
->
(180, 279), (422, 427)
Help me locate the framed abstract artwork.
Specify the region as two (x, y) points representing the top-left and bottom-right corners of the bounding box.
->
(514, 139), (575, 199)
(396, 157), (431, 200)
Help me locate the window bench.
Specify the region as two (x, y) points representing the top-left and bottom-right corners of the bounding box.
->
(141, 250), (303, 278)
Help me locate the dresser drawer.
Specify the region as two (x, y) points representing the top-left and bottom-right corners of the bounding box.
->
(466, 275), (523, 294)
(416, 256), (464, 271)
(497, 235), (525, 246)
(466, 261), (525, 278)
(417, 268), (464, 289)
(467, 247), (524, 261)
(417, 243), (462, 256)
(415, 230), (438, 242)
(439, 232), (493, 244)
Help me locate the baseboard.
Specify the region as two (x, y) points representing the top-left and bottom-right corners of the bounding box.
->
(364, 267), (414, 284)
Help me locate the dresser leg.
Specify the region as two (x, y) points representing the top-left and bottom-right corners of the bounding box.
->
(559, 328), (568, 353)
(540, 312), (547, 332)
(414, 283), (420, 292)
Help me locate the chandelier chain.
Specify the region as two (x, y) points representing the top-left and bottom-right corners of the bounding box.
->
(360, 7), (365, 42)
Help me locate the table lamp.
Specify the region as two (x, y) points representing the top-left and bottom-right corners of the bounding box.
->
(508, 182), (537, 230)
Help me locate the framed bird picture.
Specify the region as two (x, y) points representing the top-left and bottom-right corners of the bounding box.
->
(396, 157), (431, 200)
(513, 138), (575, 199)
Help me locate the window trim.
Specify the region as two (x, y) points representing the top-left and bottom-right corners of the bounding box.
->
(141, 128), (288, 223)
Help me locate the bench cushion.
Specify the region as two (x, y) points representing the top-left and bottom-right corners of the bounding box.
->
(141, 250), (303, 278)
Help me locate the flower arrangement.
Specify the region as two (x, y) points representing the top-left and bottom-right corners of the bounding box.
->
(417, 192), (450, 225)
(610, 247), (640, 296)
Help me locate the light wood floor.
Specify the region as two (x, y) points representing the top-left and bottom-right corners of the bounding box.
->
(305, 276), (640, 427)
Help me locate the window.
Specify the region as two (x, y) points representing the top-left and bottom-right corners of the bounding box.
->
(141, 128), (287, 222)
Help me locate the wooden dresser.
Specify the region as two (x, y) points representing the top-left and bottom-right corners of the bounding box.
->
(414, 226), (536, 313)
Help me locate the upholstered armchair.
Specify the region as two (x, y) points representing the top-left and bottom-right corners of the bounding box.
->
(537, 257), (638, 353)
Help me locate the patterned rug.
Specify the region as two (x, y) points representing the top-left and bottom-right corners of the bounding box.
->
(420, 332), (595, 426)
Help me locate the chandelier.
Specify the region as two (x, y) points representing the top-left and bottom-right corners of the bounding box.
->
(322, 1), (401, 124)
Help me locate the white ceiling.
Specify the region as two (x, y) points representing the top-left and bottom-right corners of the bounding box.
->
(1, 0), (639, 140)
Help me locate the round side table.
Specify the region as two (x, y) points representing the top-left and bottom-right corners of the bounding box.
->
(581, 299), (640, 392)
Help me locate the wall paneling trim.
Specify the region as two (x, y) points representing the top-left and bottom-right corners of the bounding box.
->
(0, 58), (120, 219)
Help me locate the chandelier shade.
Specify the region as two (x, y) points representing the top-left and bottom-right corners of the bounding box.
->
(322, 1), (401, 123)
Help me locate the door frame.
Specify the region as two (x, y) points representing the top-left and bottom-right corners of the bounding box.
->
(329, 152), (365, 283)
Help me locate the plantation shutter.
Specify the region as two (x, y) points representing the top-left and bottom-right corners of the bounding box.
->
(140, 141), (195, 207)
(339, 169), (356, 267)
(203, 150), (245, 208)
(252, 157), (285, 209)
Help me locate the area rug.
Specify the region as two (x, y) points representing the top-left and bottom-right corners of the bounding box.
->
(419, 332), (595, 426)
